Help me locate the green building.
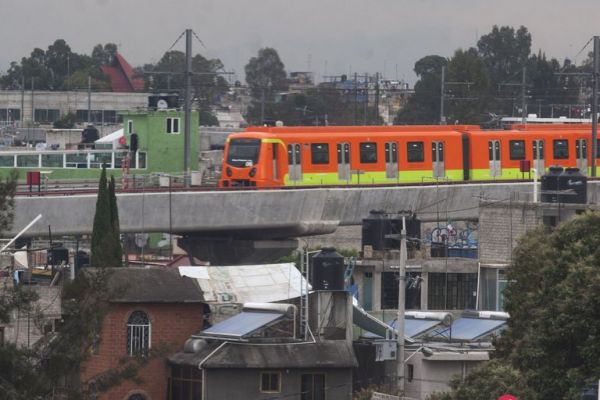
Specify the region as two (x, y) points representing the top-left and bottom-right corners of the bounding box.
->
(0, 109), (199, 181)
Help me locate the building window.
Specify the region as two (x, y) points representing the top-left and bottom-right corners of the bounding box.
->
(301, 373), (325, 400)
(407, 364), (414, 382)
(553, 139), (569, 159)
(311, 143), (329, 165)
(360, 142), (377, 163)
(128, 120), (134, 134)
(127, 311), (150, 356)
(166, 117), (180, 134)
(169, 365), (202, 400)
(407, 142), (424, 162)
(428, 273), (477, 310)
(0, 108), (21, 122)
(509, 140), (525, 160)
(34, 109), (60, 123)
(260, 372), (281, 393)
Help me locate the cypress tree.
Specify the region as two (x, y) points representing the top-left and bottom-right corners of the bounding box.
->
(108, 175), (123, 267)
(91, 166), (110, 267)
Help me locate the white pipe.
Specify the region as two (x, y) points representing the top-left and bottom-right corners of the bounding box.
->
(0, 214), (42, 253)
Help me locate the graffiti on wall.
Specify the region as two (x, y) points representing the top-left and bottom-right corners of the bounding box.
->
(424, 221), (479, 246)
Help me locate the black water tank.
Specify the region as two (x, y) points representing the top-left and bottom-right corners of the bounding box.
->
(311, 248), (345, 291)
(558, 167), (587, 204)
(541, 165), (564, 203)
(148, 94), (180, 110)
(81, 125), (99, 143)
(391, 214), (421, 250)
(47, 247), (69, 265)
(361, 210), (389, 251)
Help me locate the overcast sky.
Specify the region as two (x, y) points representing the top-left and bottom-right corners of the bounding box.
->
(1, 0), (599, 86)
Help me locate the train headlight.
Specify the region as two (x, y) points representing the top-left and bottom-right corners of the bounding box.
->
(249, 168), (257, 177)
(226, 167), (232, 177)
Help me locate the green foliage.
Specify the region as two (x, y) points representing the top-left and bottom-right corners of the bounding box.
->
(433, 212), (600, 399)
(426, 360), (534, 400)
(0, 39), (111, 91)
(53, 112), (77, 129)
(0, 286), (39, 324)
(142, 50), (229, 109)
(91, 166), (122, 267)
(199, 109), (219, 126)
(245, 47), (289, 102)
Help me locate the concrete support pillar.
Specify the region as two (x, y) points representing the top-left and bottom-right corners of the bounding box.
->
(420, 272), (428, 310)
(372, 267), (382, 311)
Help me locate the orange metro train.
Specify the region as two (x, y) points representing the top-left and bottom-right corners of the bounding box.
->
(218, 124), (596, 188)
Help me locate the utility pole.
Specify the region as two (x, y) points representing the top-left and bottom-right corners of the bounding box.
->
(354, 72), (358, 125)
(184, 28), (192, 186)
(440, 66), (446, 125)
(375, 72), (380, 123)
(593, 36), (599, 177)
(20, 76), (24, 124)
(363, 73), (368, 125)
(31, 78), (34, 124)
(396, 215), (407, 394)
(521, 66), (527, 123)
(87, 76), (91, 124)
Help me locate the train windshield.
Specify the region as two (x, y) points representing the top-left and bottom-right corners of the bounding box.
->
(227, 138), (261, 167)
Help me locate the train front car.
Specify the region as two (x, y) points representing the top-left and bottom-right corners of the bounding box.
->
(219, 133), (283, 188)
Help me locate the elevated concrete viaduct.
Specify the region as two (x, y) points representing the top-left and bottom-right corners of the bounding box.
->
(11, 181), (599, 263)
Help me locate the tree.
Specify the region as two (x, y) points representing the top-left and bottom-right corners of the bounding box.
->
(108, 176), (123, 268)
(433, 212), (600, 399)
(477, 25), (531, 86)
(53, 112), (76, 129)
(91, 165), (121, 268)
(245, 47), (288, 103)
(394, 55), (447, 124)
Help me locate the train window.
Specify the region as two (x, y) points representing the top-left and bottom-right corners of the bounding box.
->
(360, 142), (378, 163)
(509, 140), (526, 160)
(553, 140), (569, 159)
(597, 140), (600, 158)
(311, 143), (329, 164)
(287, 144), (301, 165)
(407, 142), (424, 162)
(227, 138), (261, 167)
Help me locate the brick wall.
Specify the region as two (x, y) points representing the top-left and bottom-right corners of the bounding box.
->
(80, 302), (204, 400)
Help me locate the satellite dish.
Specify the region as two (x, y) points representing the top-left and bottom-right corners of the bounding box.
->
(157, 99), (168, 110)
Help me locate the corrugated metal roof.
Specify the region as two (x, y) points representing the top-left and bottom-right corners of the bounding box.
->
(179, 263), (306, 304)
(169, 341), (358, 369)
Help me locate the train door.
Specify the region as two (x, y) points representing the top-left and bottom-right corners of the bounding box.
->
(576, 138), (588, 175)
(488, 140), (501, 178)
(432, 141), (445, 178)
(272, 144), (279, 182)
(532, 140), (544, 174)
(337, 143), (351, 181)
(384, 142), (398, 180)
(287, 143), (302, 182)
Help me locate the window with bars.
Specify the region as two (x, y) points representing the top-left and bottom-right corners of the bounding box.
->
(166, 117), (180, 134)
(301, 373), (325, 400)
(169, 365), (202, 400)
(127, 311), (150, 356)
(427, 273), (477, 310)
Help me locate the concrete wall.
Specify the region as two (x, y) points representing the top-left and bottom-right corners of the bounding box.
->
(0, 90), (149, 123)
(0, 284), (62, 348)
(9, 181), (562, 237)
(204, 368), (353, 400)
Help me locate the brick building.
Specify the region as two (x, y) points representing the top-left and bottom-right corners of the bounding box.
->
(80, 268), (205, 400)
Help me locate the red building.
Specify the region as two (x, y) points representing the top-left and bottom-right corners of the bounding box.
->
(100, 53), (145, 92)
(80, 268), (205, 400)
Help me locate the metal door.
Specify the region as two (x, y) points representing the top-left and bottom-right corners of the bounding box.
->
(532, 140), (544, 175)
(576, 138), (588, 175)
(287, 143), (302, 182)
(432, 141), (445, 178)
(384, 142), (398, 179)
(488, 140), (501, 178)
(337, 143), (351, 181)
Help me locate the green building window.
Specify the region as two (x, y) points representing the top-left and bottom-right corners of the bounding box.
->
(166, 118), (180, 134)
